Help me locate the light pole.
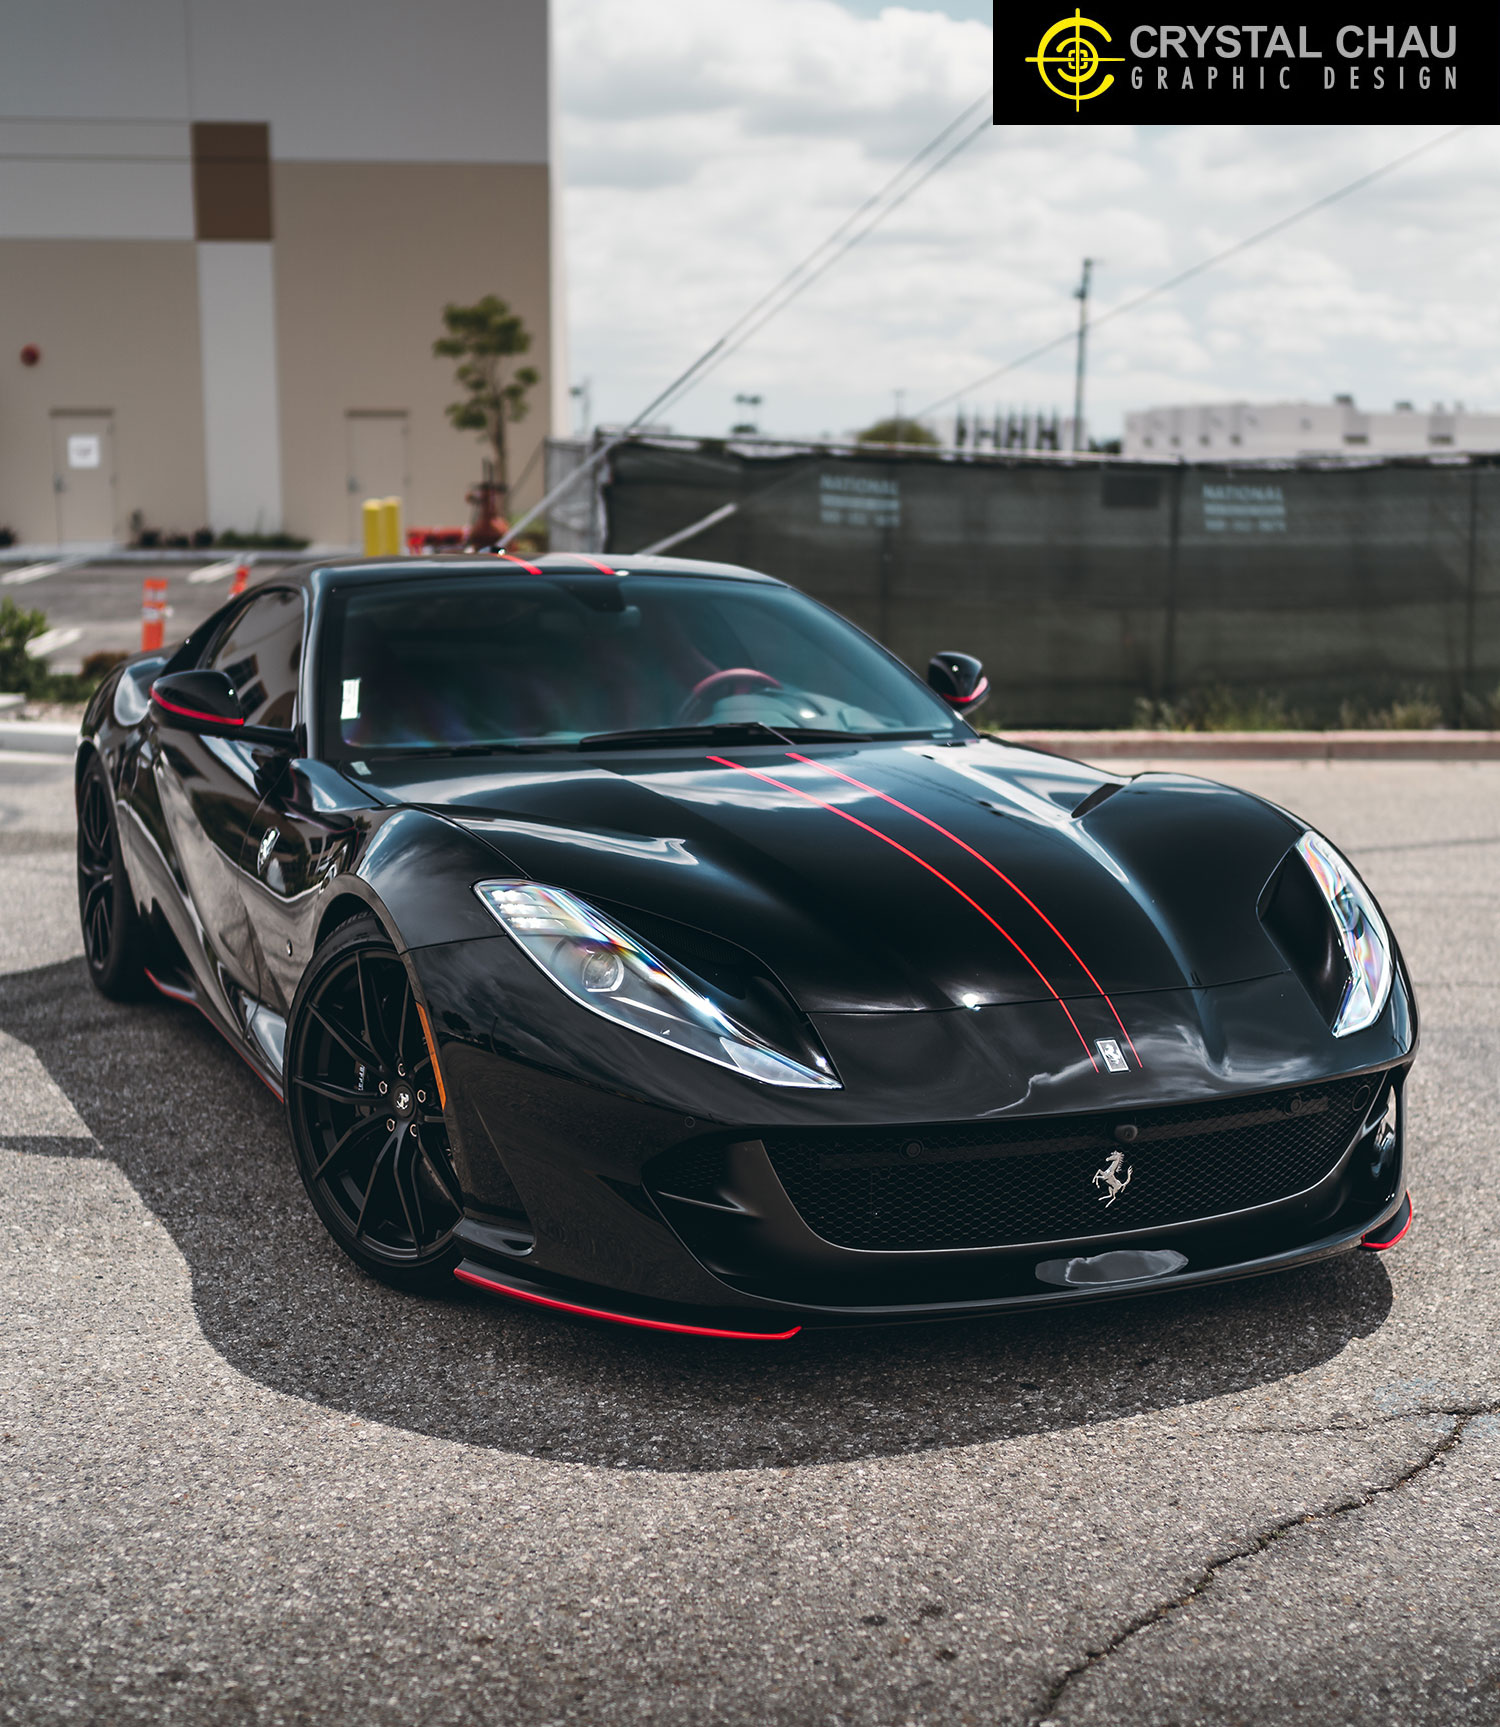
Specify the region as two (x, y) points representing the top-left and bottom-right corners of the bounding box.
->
(732, 392), (763, 435)
(570, 379), (591, 437)
(1072, 259), (1094, 453)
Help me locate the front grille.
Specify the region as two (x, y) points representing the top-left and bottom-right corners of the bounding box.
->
(755, 1075), (1381, 1252)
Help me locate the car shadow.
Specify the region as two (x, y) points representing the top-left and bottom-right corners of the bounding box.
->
(1, 957), (1395, 1473)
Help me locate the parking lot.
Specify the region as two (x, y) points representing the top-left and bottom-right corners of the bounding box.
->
(1, 558), (302, 674)
(2, 748), (1498, 1726)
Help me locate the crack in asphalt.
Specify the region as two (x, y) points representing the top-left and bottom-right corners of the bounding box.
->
(1030, 1404), (1495, 1725)
(1229, 1408), (1478, 1438)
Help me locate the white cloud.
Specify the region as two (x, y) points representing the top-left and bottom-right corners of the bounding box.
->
(556, 2), (1500, 439)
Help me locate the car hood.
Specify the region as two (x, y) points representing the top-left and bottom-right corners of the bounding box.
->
(365, 738), (1303, 1023)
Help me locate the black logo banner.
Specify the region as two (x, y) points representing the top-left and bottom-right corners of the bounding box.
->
(994, 9), (1500, 122)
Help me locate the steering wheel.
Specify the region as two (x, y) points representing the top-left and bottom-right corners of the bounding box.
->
(675, 667), (782, 725)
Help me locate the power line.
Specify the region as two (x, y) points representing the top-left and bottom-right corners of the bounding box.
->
(503, 89), (993, 545)
(645, 98), (994, 423)
(916, 124), (1468, 423)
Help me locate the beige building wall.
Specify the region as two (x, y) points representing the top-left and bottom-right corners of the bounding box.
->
(273, 161), (553, 547)
(0, 240), (208, 544)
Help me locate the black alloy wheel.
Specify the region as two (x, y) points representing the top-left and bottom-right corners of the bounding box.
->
(77, 756), (148, 1000)
(286, 914), (464, 1288)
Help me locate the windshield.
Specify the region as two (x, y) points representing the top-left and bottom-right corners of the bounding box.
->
(319, 572), (963, 755)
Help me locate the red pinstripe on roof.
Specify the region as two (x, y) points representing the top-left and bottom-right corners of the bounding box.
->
(707, 755), (1100, 1074)
(784, 752), (1142, 1069)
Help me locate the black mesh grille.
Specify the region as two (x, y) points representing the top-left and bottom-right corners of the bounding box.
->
(755, 1076), (1380, 1251)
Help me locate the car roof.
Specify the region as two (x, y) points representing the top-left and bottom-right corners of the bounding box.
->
(267, 551), (786, 594)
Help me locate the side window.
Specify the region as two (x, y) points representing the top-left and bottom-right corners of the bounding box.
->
(206, 590), (305, 728)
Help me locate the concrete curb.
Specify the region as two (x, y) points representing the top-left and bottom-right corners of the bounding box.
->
(1002, 730), (1500, 762)
(0, 721), (80, 757)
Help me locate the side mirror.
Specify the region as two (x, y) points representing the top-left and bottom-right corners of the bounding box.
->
(927, 651), (990, 713)
(150, 670), (299, 750)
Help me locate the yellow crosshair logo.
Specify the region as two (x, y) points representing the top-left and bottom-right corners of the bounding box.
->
(1026, 10), (1124, 109)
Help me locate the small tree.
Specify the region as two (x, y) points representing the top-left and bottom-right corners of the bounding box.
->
(0, 596), (47, 697)
(433, 296), (540, 499)
(855, 415), (939, 447)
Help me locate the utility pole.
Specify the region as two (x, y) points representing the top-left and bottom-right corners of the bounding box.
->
(1072, 258), (1094, 453)
(570, 379), (592, 437)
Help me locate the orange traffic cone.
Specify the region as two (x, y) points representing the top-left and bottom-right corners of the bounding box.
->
(141, 578), (168, 652)
(229, 562), (249, 596)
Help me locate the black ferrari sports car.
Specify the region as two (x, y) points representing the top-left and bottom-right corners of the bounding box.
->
(77, 552), (1414, 1337)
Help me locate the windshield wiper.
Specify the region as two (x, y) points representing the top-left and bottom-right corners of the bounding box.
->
(363, 740), (566, 759)
(578, 722), (870, 750)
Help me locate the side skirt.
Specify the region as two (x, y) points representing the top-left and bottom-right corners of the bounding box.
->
(145, 967), (285, 1103)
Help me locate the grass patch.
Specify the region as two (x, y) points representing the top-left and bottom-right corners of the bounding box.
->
(0, 596), (126, 703)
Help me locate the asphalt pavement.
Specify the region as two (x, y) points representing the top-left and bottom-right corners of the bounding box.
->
(1, 752), (1497, 1726)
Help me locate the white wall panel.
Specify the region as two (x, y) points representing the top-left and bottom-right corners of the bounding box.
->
(0, 119), (189, 157)
(0, 159), (193, 239)
(197, 243), (284, 532)
(186, 0), (548, 163)
(0, 0), (189, 119)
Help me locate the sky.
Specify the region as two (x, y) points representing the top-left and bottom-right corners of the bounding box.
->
(553, 0), (1500, 444)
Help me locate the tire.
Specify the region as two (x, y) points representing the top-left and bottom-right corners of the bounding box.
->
(77, 755), (150, 1001)
(284, 913), (464, 1290)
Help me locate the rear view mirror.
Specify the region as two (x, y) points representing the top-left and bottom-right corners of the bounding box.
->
(927, 651), (990, 713)
(151, 670), (300, 750)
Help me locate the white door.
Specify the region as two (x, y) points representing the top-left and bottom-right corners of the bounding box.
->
(51, 411), (116, 545)
(346, 412), (409, 543)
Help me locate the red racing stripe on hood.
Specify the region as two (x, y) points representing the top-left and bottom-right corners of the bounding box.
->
(784, 752), (1142, 1069)
(707, 755), (1099, 1074)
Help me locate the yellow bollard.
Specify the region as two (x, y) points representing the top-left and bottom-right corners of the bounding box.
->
(362, 497), (383, 557)
(380, 496), (402, 556)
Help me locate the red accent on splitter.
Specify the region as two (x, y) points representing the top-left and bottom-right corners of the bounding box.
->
(454, 1266), (802, 1338)
(708, 755), (1099, 1072)
(499, 551), (544, 574)
(1361, 1192), (1413, 1251)
(785, 752), (1142, 1069)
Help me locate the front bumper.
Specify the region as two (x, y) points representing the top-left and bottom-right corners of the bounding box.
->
(408, 936), (1415, 1328)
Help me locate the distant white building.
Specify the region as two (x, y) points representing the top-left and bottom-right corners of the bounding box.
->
(1123, 396), (1500, 461)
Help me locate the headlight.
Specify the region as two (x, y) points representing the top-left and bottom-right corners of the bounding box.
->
(1295, 831), (1392, 1037)
(475, 880), (840, 1089)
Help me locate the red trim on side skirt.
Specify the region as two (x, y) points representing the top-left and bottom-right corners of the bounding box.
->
(1362, 1192), (1413, 1251)
(144, 966), (195, 1004)
(785, 752), (1143, 1069)
(708, 755), (1099, 1073)
(151, 691), (244, 726)
(454, 1266), (802, 1338)
(145, 968), (285, 1102)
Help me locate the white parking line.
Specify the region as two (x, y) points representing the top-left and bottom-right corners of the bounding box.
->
(1, 562), (62, 586)
(188, 560), (238, 585)
(24, 626), (83, 658)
